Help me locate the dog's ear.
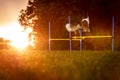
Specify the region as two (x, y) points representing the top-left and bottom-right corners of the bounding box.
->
(82, 17), (89, 24)
(81, 17), (90, 32)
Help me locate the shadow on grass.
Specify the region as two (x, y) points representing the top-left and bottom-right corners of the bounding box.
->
(88, 53), (120, 80)
(0, 71), (8, 80)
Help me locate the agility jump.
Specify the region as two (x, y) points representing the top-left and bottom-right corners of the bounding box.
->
(48, 16), (114, 52)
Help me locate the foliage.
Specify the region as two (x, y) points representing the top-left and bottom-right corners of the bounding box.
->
(18, 0), (37, 29)
(18, 0), (120, 50)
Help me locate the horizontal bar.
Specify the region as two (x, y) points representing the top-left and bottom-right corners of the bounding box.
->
(49, 35), (112, 41)
(49, 38), (81, 41)
(72, 35), (112, 39)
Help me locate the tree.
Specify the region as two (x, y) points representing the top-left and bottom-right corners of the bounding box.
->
(18, 0), (89, 49)
(19, 0), (37, 29)
(19, 0), (120, 50)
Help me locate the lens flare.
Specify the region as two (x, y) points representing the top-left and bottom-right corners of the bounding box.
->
(0, 22), (35, 49)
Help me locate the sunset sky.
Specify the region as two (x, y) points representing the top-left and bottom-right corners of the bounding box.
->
(0, 0), (28, 26)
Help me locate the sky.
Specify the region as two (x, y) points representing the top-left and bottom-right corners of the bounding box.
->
(0, 0), (28, 26)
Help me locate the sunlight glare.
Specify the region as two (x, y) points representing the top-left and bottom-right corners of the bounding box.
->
(0, 22), (35, 49)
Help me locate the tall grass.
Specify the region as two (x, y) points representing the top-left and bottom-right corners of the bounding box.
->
(0, 50), (120, 80)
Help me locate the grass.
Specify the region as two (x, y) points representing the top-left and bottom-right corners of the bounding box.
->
(0, 50), (120, 80)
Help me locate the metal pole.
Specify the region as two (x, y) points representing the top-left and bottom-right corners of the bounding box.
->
(69, 32), (72, 52)
(49, 21), (51, 51)
(80, 30), (82, 51)
(112, 16), (114, 52)
(68, 16), (72, 52)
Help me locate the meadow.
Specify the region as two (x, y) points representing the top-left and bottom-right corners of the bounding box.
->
(0, 50), (120, 80)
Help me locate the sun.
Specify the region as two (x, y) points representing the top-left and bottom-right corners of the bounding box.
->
(0, 22), (35, 49)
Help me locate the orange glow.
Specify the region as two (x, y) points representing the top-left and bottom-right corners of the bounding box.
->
(0, 22), (35, 49)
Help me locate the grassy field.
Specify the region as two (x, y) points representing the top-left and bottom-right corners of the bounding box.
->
(0, 50), (120, 80)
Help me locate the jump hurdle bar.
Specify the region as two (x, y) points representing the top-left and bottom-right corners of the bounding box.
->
(48, 16), (114, 52)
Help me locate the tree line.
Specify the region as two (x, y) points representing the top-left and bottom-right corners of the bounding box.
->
(19, 0), (120, 50)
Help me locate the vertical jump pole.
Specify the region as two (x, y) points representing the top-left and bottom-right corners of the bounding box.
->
(48, 21), (51, 51)
(80, 30), (82, 51)
(68, 16), (72, 52)
(112, 16), (114, 52)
